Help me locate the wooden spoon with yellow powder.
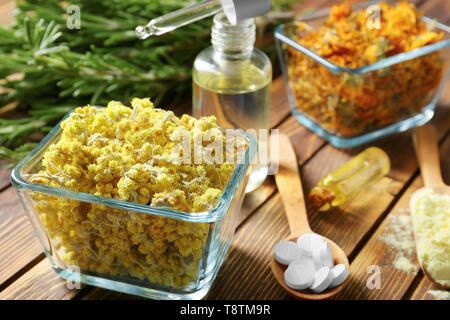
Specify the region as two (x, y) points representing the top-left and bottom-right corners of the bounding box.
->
(411, 125), (450, 289)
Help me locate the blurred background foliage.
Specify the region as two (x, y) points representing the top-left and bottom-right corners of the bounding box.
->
(0, 0), (296, 165)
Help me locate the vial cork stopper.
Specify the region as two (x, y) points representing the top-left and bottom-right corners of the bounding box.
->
(221, 0), (272, 24)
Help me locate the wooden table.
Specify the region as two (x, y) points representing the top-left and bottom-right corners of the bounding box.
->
(0, 0), (449, 300)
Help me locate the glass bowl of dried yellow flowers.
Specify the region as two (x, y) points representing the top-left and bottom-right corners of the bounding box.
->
(11, 98), (256, 300)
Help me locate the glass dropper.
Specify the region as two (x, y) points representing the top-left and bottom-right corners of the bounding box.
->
(136, 0), (222, 39)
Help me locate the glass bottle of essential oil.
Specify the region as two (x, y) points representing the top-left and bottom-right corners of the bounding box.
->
(308, 147), (391, 211)
(192, 12), (272, 193)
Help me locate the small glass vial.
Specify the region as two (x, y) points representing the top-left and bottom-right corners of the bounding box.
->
(193, 12), (272, 193)
(308, 147), (391, 211)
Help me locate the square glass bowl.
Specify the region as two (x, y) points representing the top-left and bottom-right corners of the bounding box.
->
(275, 2), (450, 148)
(11, 111), (256, 300)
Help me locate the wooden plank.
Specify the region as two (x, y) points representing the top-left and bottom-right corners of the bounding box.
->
(306, 176), (403, 256)
(236, 177), (276, 226)
(434, 127), (450, 181)
(0, 258), (80, 300)
(410, 277), (450, 300)
(418, 0), (450, 22)
(335, 133), (450, 299)
(0, 0), (14, 25)
(333, 178), (422, 299)
(233, 76), (299, 226)
(207, 175), (405, 298)
(0, 187), (43, 287)
(269, 77), (290, 128)
(0, 161), (11, 191)
(206, 176), (403, 298)
(234, 109), (328, 226)
(208, 130), (449, 299)
(80, 286), (145, 300)
(216, 75), (319, 228)
(369, 82), (449, 183)
(208, 193), (292, 299)
(278, 116), (326, 165)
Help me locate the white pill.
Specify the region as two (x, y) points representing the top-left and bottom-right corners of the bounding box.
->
(319, 241), (334, 268)
(310, 267), (334, 293)
(296, 233), (325, 257)
(312, 247), (324, 270)
(284, 261), (315, 290)
(293, 252), (316, 271)
(329, 264), (349, 289)
(273, 241), (302, 265)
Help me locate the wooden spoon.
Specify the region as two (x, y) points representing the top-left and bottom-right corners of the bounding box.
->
(411, 124), (450, 289)
(270, 133), (350, 300)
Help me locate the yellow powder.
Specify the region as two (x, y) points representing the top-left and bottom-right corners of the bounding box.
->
(379, 213), (419, 274)
(410, 188), (450, 287)
(393, 253), (419, 275)
(380, 214), (416, 254)
(428, 290), (450, 300)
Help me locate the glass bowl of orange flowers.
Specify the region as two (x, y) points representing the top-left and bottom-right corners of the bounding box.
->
(275, 1), (450, 147)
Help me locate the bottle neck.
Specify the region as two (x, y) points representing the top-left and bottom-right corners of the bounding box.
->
(211, 12), (255, 60)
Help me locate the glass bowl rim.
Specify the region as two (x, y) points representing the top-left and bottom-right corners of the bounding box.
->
(10, 109), (257, 223)
(274, 1), (450, 75)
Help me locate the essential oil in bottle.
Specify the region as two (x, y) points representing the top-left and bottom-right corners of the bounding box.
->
(193, 13), (272, 193)
(308, 147), (391, 211)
